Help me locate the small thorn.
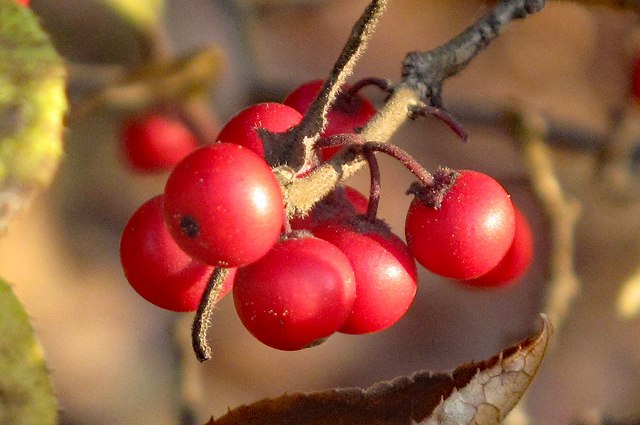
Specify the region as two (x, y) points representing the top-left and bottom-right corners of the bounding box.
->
(412, 104), (468, 142)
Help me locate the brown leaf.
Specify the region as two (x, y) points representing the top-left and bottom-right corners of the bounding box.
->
(206, 315), (551, 425)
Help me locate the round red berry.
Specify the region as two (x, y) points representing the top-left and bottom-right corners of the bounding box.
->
(405, 170), (516, 280)
(120, 195), (235, 312)
(233, 236), (356, 350)
(120, 113), (199, 172)
(283, 79), (376, 160)
(313, 217), (417, 334)
(216, 102), (303, 158)
(163, 143), (284, 267)
(462, 207), (533, 287)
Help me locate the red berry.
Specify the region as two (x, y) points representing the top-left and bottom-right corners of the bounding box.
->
(163, 143), (284, 267)
(283, 79), (376, 160)
(462, 207), (534, 287)
(344, 185), (370, 213)
(120, 113), (199, 172)
(120, 195), (235, 312)
(15, 0), (29, 6)
(405, 170), (516, 280)
(289, 185), (368, 230)
(233, 236), (356, 350)
(216, 102), (303, 158)
(313, 217), (417, 334)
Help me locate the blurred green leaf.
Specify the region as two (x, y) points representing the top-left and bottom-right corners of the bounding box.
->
(0, 278), (57, 425)
(0, 1), (67, 231)
(98, 0), (164, 30)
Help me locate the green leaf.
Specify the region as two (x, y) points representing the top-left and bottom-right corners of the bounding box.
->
(0, 1), (67, 231)
(0, 278), (57, 425)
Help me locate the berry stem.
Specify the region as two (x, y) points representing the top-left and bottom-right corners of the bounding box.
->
(192, 267), (231, 362)
(344, 77), (394, 100)
(315, 133), (367, 150)
(362, 147), (381, 221)
(361, 142), (434, 187)
(411, 104), (468, 142)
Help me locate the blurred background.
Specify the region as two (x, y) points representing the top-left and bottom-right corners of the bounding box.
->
(1, 0), (640, 424)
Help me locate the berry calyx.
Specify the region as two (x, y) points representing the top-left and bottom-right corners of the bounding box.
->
(163, 143), (284, 267)
(120, 195), (234, 312)
(405, 170), (516, 280)
(283, 79), (376, 160)
(313, 217), (417, 334)
(233, 235), (356, 350)
(120, 112), (199, 172)
(215, 102), (303, 158)
(462, 207), (534, 287)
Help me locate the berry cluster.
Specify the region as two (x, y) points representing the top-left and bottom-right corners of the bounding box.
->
(120, 78), (533, 351)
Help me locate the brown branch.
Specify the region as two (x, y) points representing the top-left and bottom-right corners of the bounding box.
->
(283, 0), (547, 218)
(261, 0), (388, 172)
(507, 104), (582, 335)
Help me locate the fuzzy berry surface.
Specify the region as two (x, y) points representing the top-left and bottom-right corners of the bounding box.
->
(163, 143), (284, 267)
(120, 195), (234, 312)
(462, 207), (533, 287)
(233, 235), (356, 350)
(405, 170), (516, 280)
(313, 217), (417, 334)
(283, 79), (376, 160)
(120, 113), (199, 172)
(216, 102), (303, 158)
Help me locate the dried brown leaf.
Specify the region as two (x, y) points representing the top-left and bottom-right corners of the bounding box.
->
(206, 315), (551, 425)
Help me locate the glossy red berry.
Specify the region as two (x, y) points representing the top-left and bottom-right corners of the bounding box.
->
(313, 217), (417, 334)
(405, 170), (516, 280)
(216, 102), (303, 158)
(120, 113), (199, 172)
(283, 79), (376, 160)
(163, 143), (284, 267)
(289, 185), (368, 230)
(120, 195), (235, 312)
(462, 207), (533, 287)
(16, 0), (29, 6)
(233, 236), (356, 350)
